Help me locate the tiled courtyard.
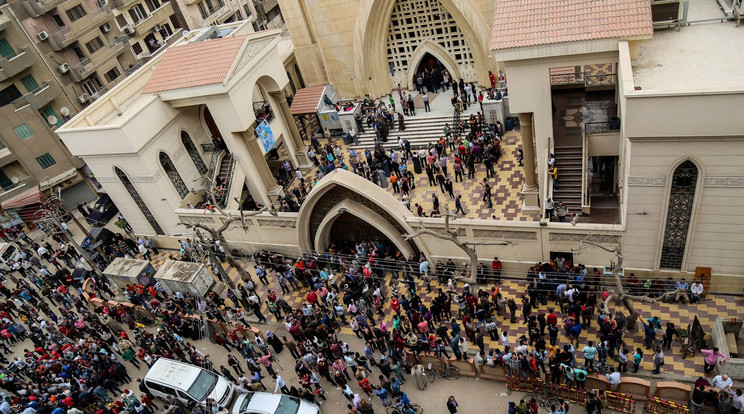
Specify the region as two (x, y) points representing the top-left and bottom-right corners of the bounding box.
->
(285, 125), (541, 222)
(147, 250), (736, 378)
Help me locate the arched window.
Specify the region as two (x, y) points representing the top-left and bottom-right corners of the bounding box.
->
(115, 167), (164, 235)
(659, 160), (698, 269)
(181, 131), (208, 175)
(159, 151), (188, 199)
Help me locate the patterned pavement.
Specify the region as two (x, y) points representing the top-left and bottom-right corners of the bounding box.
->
(145, 250), (740, 378)
(286, 127), (540, 222)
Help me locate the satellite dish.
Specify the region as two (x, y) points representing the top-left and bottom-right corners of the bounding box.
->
(46, 115), (58, 125)
(60, 107), (70, 117)
(11, 177), (18, 184)
(182, 30), (190, 38)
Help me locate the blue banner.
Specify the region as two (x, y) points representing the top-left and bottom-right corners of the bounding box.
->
(255, 120), (276, 153)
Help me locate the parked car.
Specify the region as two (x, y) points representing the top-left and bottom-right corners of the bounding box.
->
(85, 194), (119, 226)
(144, 358), (235, 409)
(0, 242), (21, 274)
(231, 392), (319, 414)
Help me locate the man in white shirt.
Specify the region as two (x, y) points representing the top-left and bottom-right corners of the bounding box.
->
(605, 367), (621, 390)
(690, 281), (704, 303)
(712, 374), (734, 393)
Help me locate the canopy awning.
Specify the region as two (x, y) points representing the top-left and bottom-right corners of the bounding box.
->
(290, 85), (328, 115)
(1, 187), (45, 210)
(39, 168), (78, 190)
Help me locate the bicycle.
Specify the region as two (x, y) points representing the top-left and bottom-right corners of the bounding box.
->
(386, 404), (424, 414)
(531, 379), (561, 413)
(425, 361), (460, 382)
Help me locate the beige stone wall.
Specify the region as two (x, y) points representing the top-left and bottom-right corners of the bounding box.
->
(278, 0), (495, 98)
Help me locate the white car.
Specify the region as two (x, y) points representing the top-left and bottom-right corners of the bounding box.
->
(231, 392), (319, 414)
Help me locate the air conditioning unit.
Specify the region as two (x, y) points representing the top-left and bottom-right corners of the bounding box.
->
(37, 31), (49, 41)
(123, 25), (135, 35)
(101, 23), (112, 33)
(137, 51), (151, 60)
(77, 93), (90, 104)
(57, 63), (71, 74)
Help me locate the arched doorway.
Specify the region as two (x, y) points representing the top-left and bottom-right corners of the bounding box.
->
(297, 169), (431, 259)
(203, 107), (223, 141)
(329, 212), (397, 255)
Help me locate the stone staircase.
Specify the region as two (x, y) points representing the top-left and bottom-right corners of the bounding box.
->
(350, 115), (454, 150)
(552, 146), (583, 210)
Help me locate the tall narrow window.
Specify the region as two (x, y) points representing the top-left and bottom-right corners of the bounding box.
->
(159, 151), (188, 199)
(181, 131), (207, 175)
(115, 167), (164, 235)
(659, 160), (698, 269)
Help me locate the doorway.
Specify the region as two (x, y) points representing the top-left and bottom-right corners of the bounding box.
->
(413, 52), (446, 93)
(329, 212), (396, 256)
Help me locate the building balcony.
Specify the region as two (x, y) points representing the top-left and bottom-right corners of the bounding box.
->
(0, 9), (12, 31)
(133, 2), (173, 37)
(17, 0), (67, 17)
(0, 148), (16, 167)
(0, 47), (35, 81)
(12, 80), (59, 110)
(47, 6), (111, 51)
(110, 0), (137, 9)
(67, 36), (126, 82)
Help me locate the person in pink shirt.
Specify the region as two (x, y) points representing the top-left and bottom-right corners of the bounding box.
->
(701, 347), (727, 376)
(257, 351), (276, 378)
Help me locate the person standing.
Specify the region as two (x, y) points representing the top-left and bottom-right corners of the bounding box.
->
(454, 195), (465, 215)
(652, 347), (664, 374)
(545, 197), (554, 221)
(447, 396), (459, 413)
(701, 347), (727, 376)
(423, 93), (430, 112)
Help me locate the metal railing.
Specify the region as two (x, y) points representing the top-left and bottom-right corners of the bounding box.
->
(550, 72), (585, 85)
(125, 61), (144, 75)
(585, 120), (620, 135)
(585, 73), (616, 87)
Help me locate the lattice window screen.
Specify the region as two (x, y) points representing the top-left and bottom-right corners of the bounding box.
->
(385, 0), (475, 87)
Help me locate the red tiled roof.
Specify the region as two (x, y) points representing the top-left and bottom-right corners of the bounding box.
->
(290, 85), (327, 115)
(142, 36), (247, 94)
(490, 0), (653, 50)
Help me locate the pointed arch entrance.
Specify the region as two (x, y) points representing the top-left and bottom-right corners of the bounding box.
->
(407, 40), (461, 90)
(297, 169), (430, 258)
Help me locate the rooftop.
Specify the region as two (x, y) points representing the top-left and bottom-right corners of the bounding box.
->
(490, 0), (653, 50)
(631, 0), (744, 93)
(142, 35), (247, 94)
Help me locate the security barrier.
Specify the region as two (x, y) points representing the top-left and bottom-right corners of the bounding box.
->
(644, 395), (690, 414)
(604, 392), (636, 414)
(546, 383), (586, 405)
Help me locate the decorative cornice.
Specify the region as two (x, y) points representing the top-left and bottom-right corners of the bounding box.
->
(98, 172), (163, 183)
(704, 177), (744, 187)
(627, 176), (666, 187)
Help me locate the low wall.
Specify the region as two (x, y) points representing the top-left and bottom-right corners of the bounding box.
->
(712, 318), (744, 379)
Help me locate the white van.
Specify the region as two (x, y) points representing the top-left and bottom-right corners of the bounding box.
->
(0, 242), (21, 274)
(144, 358), (236, 408)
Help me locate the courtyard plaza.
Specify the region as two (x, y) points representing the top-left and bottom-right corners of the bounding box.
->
(283, 87), (541, 222)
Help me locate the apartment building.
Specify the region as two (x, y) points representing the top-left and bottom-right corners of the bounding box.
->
(110, 0), (184, 61)
(0, 2), (106, 224)
(173, 0), (256, 30)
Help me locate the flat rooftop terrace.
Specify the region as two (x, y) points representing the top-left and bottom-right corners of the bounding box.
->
(632, 0), (744, 93)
